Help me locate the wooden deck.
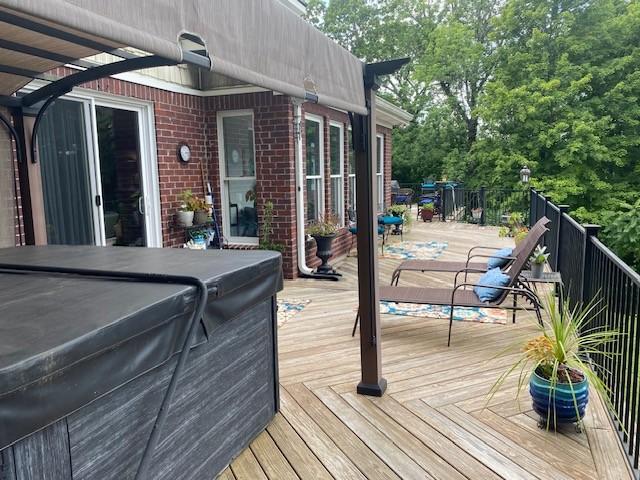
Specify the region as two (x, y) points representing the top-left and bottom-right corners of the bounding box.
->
(219, 219), (632, 479)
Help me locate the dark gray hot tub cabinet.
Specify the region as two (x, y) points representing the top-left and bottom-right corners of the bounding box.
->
(0, 246), (282, 480)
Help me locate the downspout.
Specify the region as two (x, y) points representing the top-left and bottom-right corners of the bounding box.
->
(293, 99), (314, 276)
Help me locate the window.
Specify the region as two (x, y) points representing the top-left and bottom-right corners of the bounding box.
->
(347, 128), (356, 214)
(218, 111), (257, 244)
(329, 122), (344, 225)
(376, 134), (384, 212)
(305, 115), (324, 222)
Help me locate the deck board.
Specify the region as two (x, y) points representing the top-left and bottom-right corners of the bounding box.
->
(218, 219), (632, 479)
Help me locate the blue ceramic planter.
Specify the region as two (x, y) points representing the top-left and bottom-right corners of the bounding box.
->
(530, 369), (589, 425)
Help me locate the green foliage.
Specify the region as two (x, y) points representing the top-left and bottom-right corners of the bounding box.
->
(179, 190), (201, 212)
(309, 0), (640, 269)
(601, 199), (640, 271)
(489, 292), (620, 429)
(259, 201), (284, 253)
(307, 214), (340, 237)
(387, 204), (413, 231)
(531, 245), (550, 265)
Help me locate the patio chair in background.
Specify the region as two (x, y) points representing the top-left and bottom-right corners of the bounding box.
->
(390, 217), (550, 285)
(352, 219), (548, 345)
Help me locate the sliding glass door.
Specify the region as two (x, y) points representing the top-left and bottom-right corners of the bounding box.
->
(37, 95), (159, 247)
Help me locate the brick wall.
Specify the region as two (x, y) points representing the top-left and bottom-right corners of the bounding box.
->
(11, 68), (395, 279)
(205, 93), (297, 279)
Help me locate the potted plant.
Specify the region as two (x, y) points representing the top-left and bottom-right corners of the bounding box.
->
(420, 202), (435, 222)
(307, 214), (339, 274)
(530, 245), (549, 278)
(387, 204), (412, 233)
(193, 197), (210, 225)
(514, 227), (529, 246)
(177, 189), (198, 227)
(489, 293), (618, 431)
(471, 207), (483, 223)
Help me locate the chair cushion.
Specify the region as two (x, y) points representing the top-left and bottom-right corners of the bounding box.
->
(378, 215), (403, 225)
(474, 268), (510, 303)
(349, 226), (386, 235)
(487, 247), (513, 269)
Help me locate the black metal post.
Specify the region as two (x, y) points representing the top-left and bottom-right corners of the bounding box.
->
(556, 205), (569, 272)
(529, 188), (535, 228)
(479, 186), (486, 226)
(582, 224), (601, 306)
(440, 187), (446, 222)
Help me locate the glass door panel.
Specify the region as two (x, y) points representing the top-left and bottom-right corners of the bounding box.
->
(95, 106), (146, 246)
(38, 99), (95, 245)
(220, 113), (257, 242)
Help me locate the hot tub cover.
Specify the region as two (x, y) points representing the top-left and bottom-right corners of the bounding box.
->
(0, 246), (282, 450)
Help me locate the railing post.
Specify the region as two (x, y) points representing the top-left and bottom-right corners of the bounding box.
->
(479, 186), (486, 226)
(440, 187), (446, 222)
(529, 187), (535, 228)
(555, 205), (569, 272)
(582, 224), (601, 305)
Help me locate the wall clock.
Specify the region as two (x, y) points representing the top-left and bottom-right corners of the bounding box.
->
(177, 143), (191, 163)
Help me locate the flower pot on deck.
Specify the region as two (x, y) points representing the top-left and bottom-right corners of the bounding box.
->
(420, 208), (434, 222)
(530, 368), (589, 427)
(312, 233), (337, 274)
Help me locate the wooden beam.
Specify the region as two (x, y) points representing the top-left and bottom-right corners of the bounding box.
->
(353, 88), (386, 396)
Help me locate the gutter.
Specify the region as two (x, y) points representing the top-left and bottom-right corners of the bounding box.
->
(292, 99), (340, 281)
(293, 99), (314, 276)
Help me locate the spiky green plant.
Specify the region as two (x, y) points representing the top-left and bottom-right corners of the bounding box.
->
(488, 291), (620, 430)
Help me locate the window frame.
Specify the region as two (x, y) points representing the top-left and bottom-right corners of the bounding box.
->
(376, 134), (384, 213)
(217, 109), (258, 245)
(304, 113), (325, 223)
(329, 121), (345, 226)
(347, 127), (356, 215)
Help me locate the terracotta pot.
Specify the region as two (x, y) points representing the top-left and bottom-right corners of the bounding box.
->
(421, 208), (434, 222)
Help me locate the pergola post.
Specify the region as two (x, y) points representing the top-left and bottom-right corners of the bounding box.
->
(353, 87), (386, 397)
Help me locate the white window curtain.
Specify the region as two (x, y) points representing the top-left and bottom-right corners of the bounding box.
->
(329, 122), (344, 226)
(305, 115), (324, 222)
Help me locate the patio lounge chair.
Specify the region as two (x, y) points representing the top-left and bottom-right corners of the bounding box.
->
(352, 220), (548, 346)
(390, 217), (550, 285)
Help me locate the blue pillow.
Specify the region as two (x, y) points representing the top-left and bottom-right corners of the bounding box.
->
(474, 268), (510, 303)
(487, 247), (513, 269)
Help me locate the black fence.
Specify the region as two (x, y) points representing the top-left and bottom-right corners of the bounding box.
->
(530, 188), (640, 472)
(396, 184), (529, 226)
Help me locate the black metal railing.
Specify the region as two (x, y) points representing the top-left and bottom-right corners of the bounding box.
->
(529, 188), (640, 472)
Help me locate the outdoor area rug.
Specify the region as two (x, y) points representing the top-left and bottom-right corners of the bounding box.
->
(277, 298), (311, 327)
(382, 240), (448, 260)
(380, 301), (507, 324)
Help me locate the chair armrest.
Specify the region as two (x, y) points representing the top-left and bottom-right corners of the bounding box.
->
(450, 282), (541, 307)
(466, 254), (516, 269)
(453, 268), (488, 286)
(467, 245), (507, 259)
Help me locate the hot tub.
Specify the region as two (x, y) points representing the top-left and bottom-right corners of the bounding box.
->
(0, 246), (282, 479)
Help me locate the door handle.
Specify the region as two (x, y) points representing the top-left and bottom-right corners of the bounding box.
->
(138, 196), (145, 215)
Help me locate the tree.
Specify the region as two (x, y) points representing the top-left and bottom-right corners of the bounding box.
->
(414, 0), (503, 148)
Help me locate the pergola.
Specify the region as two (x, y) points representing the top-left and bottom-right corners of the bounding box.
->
(0, 0), (405, 474)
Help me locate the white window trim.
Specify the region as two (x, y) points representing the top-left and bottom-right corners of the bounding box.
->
(329, 121), (345, 226)
(376, 134), (384, 213)
(348, 127), (356, 213)
(304, 113), (325, 223)
(217, 109), (258, 245)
